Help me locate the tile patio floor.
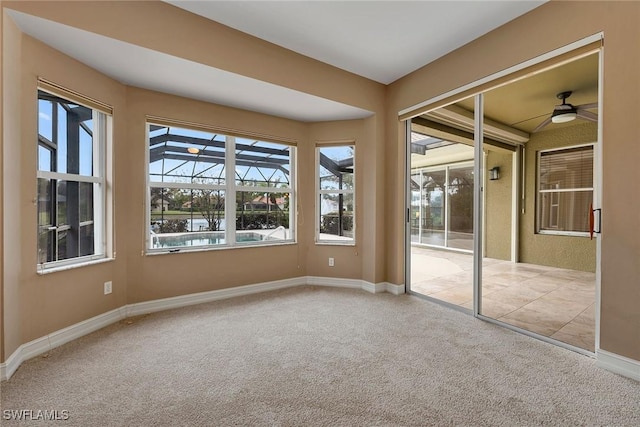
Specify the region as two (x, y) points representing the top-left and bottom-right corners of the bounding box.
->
(410, 246), (596, 352)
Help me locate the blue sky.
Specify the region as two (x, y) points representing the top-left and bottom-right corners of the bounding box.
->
(38, 99), (93, 176)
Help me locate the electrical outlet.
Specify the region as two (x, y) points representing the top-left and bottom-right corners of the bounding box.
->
(328, 257), (335, 267)
(104, 281), (112, 295)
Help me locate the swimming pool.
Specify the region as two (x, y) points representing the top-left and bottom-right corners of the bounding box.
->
(151, 231), (269, 249)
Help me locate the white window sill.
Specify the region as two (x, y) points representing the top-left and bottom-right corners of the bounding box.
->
(537, 230), (590, 237)
(146, 240), (297, 256)
(37, 257), (114, 275)
(315, 241), (356, 247)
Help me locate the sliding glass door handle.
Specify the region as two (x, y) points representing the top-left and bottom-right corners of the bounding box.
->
(589, 204), (602, 240)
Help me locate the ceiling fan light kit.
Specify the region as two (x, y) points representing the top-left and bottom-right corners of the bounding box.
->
(551, 91), (578, 123)
(533, 90), (597, 132)
(551, 110), (577, 123)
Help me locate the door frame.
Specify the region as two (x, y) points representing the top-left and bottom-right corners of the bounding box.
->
(404, 33), (603, 354)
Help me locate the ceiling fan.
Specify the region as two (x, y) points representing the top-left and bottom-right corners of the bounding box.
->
(533, 91), (598, 133)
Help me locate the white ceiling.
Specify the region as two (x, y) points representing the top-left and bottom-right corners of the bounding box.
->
(8, 1), (546, 122)
(167, 0), (546, 84)
(8, 10), (372, 122)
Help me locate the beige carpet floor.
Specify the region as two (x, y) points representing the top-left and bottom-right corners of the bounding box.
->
(1, 286), (639, 426)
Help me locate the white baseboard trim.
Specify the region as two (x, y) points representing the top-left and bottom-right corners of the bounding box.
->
(1, 275), (403, 381)
(1, 343), (26, 381)
(127, 276), (306, 317)
(306, 277), (402, 295)
(1, 307), (126, 381)
(384, 282), (406, 295)
(362, 280), (386, 294)
(306, 276), (362, 290)
(596, 349), (640, 381)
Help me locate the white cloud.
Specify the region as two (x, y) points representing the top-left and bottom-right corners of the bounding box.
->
(39, 112), (51, 121)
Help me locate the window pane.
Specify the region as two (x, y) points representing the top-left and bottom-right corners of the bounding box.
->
(38, 145), (53, 172)
(319, 146), (354, 190)
(540, 190), (592, 232)
(539, 146), (593, 190)
(150, 187), (226, 249)
(37, 89), (107, 266)
(79, 125), (93, 176)
(57, 180), (68, 226)
(148, 123), (296, 250)
(38, 229), (54, 264)
(236, 191), (291, 242)
(38, 99), (53, 142)
(148, 125), (226, 186)
(38, 178), (53, 227)
(79, 182), (94, 223)
(319, 193), (354, 240)
(56, 104), (68, 173)
(79, 223), (94, 257)
(38, 178), (54, 263)
(235, 140), (291, 187)
(57, 229), (70, 261)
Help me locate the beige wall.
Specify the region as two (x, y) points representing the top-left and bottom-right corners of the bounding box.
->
(484, 148), (513, 261)
(1, 1), (386, 361)
(0, 0), (3, 362)
(2, 0), (639, 367)
(519, 123), (597, 271)
(307, 120), (363, 280)
(1, 6), (19, 362)
(1, 30), (129, 354)
(388, 1), (640, 361)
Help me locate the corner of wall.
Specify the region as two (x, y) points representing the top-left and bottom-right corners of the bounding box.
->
(0, 1), (5, 363)
(1, 5), (22, 363)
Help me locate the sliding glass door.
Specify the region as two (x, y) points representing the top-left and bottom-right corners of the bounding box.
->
(478, 53), (599, 352)
(408, 99), (476, 308)
(406, 48), (600, 353)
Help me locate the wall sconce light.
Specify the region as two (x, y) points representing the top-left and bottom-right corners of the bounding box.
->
(489, 167), (500, 181)
(187, 147), (200, 154)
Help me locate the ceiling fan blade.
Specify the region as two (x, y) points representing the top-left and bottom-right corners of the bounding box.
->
(577, 102), (598, 110)
(533, 116), (552, 133)
(577, 110), (598, 122)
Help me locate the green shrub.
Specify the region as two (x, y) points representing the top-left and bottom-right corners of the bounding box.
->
(320, 212), (353, 235)
(236, 211), (289, 230)
(158, 219), (188, 233)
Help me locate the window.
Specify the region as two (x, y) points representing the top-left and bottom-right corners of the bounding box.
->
(316, 145), (355, 244)
(537, 144), (594, 235)
(37, 88), (110, 268)
(147, 123), (295, 252)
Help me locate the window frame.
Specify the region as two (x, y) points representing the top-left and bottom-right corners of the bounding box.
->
(145, 120), (296, 253)
(36, 87), (112, 271)
(315, 143), (356, 245)
(536, 143), (595, 237)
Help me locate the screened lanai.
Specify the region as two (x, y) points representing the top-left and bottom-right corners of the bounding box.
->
(147, 124), (294, 250)
(147, 125), (353, 250)
(410, 131), (474, 251)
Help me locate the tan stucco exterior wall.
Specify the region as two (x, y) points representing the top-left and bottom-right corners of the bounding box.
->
(484, 148), (513, 261)
(519, 123), (597, 272)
